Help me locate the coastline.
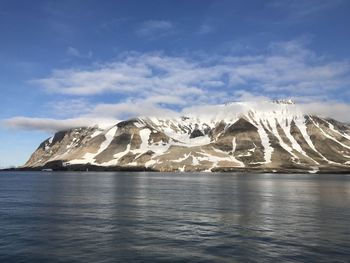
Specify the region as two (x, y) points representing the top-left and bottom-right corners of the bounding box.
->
(2, 164), (350, 174)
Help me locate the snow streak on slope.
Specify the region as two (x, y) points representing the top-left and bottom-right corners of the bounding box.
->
(231, 137), (245, 167)
(245, 112), (273, 163)
(271, 118), (299, 161)
(95, 126), (118, 154)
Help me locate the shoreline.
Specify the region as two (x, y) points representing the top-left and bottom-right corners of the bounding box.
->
(1, 165), (350, 174)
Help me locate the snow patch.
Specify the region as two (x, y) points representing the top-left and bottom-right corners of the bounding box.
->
(255, 122), (273, 163)
(178, 165), (186, 172)
(139, 129), (151, 150)
(90, 130), (102, 138)
(308, 166), (319, 174)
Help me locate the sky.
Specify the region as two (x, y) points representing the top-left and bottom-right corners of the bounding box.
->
(1, 0), (350, 167)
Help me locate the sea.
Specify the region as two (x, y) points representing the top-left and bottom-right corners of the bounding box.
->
(0, 172), (349, 262)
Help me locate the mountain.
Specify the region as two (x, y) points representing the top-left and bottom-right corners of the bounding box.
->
(23, 101), (350, 173)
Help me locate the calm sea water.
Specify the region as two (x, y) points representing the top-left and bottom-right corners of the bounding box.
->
(0, 172), (349, 262)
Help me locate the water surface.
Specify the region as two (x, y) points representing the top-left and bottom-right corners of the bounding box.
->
(0, 172), (349, 262)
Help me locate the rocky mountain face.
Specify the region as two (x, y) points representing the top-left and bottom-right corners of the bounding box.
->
(24, 101), (350, 173)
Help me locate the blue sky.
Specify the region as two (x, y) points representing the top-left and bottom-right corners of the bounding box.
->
(1, 0), (350, 167)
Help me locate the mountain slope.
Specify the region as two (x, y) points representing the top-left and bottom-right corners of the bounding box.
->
(24, 101), (350, 173)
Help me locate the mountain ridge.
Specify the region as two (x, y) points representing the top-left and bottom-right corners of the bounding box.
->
(23, 101), (350, 173)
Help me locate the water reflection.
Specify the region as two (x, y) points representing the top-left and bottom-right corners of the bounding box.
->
(0, 172), (349, 262)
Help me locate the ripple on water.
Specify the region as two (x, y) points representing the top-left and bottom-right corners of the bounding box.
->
(0, 172), (350, 262)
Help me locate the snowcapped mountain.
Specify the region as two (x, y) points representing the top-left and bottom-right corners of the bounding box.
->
(24, 101), (350, 173)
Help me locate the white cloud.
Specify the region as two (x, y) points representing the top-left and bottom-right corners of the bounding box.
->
(4, 96), (350, 132)
(2, 100), (182, 132)
(2, 117), (116, 132)
(33, 53), (225, 108)
(299, 102), (350, 123)
(34, 41), (350, 103)
(135, 20), (174, 38)
(6, 40), (350, 131)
